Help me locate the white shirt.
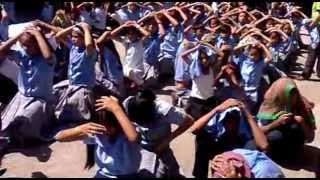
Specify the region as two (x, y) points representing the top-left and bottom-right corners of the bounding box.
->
(123, 38), (144, 71)
(190, 68), (214, 100)
(93, 8), (107, 30)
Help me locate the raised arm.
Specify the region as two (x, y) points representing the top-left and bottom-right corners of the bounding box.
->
(78, 22), (95, 55)
(0, 33), (22, 60)
(96, 30), (111, 48)
(133, 21), (151, 38)
(95, 96), (139, 143)
(33, 19), (63, 34)
(258, 42), (272, 63)
(155, 14), (165, 39)
(180, 43), (200, 64)
(162, 9), (179, 27)
(25, 28), (54, 65)
(55, 24), (77, 42)
(239, 102), (269, 152)
(189, 99), (242, 133)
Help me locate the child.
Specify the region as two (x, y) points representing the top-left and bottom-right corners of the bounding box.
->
(229, 41), (272, 113)
(0, 27), (56, 146)
(55, 95), (142, 178)
(109, 20), (150, 89)
(159, 7), (186, 79)
(123, 89), (193, 178)
(96, 30), (125, 98)
(139, 13), (165, 83)
(54, 22), (97, 124)
(210, 148), (284, 178)
(189, 99), (269, 178)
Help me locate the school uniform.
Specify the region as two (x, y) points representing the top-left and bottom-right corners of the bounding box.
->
(84, 134), (142, 178)
(232, 54), (266, 113)
(95, 46), (125, 98)
(122, 37), (145, 86)
(193, 107), (255, 178)
(159, 25), (184, 76)
(232, 149), (285, 178)
(1, 49), (55, 142)
(269, 42), (289, 73)
(143, 33), (161, 81)
(123, 97), (188, 178)
(53, 42), (97, 124)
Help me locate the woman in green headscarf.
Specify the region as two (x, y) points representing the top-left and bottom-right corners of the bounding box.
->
(257, 78), (316, 159)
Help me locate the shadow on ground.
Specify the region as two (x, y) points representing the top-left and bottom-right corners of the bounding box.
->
(8, 142), (53, 163)
(277, 145), (320, 178)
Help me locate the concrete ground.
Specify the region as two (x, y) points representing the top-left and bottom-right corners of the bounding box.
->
(1, 47), (320, 178)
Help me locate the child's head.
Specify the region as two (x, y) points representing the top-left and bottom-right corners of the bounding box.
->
(94, 109), (121, 139)
(128, 2), (139, 12)
(19, 32), (40, 57)
(84, 3), (93, 12)
(248, 45), (264, 62)
(127, 89), (156, 125)
(223, 110), (241, 137)
(143, 19), (158, 35)
(126, 28), (140, 42)
(219, 25), (231, 38)
(238, 12), (247, 24)
(209, 16), (219, 28)
(71, 25), (85, 48)
(193, 25), (206, 40)
(198, 48), (213, 74)
(266, 19), (275, 30)
(282, 23), (292, 35)
(269, 31), (281, 45)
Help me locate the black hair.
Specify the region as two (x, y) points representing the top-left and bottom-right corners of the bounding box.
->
(219, 25), (231, 34)
(127, 89), (157, 125)
(84, 3), (93, 12)
(84, 88), (124, 170)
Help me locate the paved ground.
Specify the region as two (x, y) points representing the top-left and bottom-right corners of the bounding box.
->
(1, 47), (320, 178)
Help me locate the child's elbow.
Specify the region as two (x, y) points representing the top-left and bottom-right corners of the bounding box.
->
(258, 141), (269, 153)
(127, 133), (139, 143)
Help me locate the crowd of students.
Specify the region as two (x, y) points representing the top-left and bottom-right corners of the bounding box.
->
(0, 1), (319, 178)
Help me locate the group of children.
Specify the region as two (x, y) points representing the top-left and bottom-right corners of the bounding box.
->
(0, 1), (319, 178)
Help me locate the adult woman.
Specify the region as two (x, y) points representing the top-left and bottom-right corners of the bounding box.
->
(257, 78), (316, 159)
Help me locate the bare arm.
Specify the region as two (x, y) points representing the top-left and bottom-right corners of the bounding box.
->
(189, 99), (242, 133)
(241, 104), (269, 152)
(54, 122), (107, 142)
(26, 28), (53, 65)
(78, 22), (95, 55)
(0, 33), (21, 59)
(34, 20), (62, 34)
(162, 10), (179, 27)
(55, 24), (76, 42)
(95, 96), (139, 143)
